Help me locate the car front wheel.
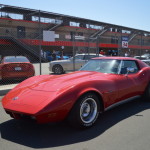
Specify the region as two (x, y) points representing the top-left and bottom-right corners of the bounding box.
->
(68, 93), (100, 128)
(52, 64), (63, 74)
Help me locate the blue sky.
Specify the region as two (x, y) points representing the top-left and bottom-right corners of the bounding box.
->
(1, 0), (150, 31)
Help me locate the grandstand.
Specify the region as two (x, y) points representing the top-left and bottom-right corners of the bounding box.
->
(0, 4), (150, 62)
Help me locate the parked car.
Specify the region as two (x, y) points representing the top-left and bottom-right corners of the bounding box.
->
(2, 57), (150, 128)
(49, 53), (104, 74)
(0, 56), (35, 81)
(142, 59), (150, 66)
(134, 53), (150, 60)
(141, 53), (150, 59)
(134, 54), (150, 66)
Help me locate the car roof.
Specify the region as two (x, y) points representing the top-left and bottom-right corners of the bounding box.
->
(4, 56), (26, 58)
(92, 56), (138, 61)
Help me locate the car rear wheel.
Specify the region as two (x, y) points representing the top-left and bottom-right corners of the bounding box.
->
(143, 83), (150, 101)
(68, 93), (100, 128)
(52, 64), (63, 74)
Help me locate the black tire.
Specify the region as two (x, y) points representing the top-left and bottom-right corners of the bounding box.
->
(143, 82), (150, 101)
(67, 93), (100, 128)
(52, 64), (63, 74)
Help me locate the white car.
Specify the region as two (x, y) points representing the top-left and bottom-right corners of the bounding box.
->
(134, 53), (150, 66)
(134, 53), (150, 60)
(142, 59), (150, 66)
(49, 53), (104, 74)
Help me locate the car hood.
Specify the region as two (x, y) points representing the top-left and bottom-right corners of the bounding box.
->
(8, 71), (109, 93)
(2, 71), (112, 114)
(26, 71), (110, 92)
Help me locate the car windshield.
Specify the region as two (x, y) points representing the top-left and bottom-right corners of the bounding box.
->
(74, 55), (84, 60)
(80, 59), (121, 74)
(4, 56), (29, 63)
(69, 55), (84, 60)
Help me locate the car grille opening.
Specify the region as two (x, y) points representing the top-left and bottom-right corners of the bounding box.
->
(5, 110), (36, 123)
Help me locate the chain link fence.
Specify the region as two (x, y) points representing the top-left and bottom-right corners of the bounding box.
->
(0, 15), (150, 86)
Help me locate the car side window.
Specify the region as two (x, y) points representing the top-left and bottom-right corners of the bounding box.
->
(120, 60), (139, 74)
(85, 55), (97, 60)
(84, 55), (90, 60)
(75, 55), (84, 60)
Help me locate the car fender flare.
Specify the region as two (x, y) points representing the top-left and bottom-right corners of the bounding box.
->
(75, 87), (105, 112)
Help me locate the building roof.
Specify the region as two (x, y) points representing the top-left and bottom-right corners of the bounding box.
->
(0, 4), (150, 34)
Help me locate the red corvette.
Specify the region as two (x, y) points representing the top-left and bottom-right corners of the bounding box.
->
(2, 57), (150, 128)
(0, 56), (35, 81)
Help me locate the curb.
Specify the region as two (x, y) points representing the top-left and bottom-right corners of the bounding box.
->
(0, 84), (17, 96)
(0, 89), (11, 96)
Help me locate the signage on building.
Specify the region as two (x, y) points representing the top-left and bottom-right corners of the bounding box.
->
(65, 35), (71, 39)
(43, 30), (55, 41)
(122, 36), (128, 48)
(75, 36), (85, 40)
(55, 34), (59, 38)
(65, 35), (85, 40)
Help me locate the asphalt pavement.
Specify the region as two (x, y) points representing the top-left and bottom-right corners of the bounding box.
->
(1, 62), (150, 150)
(1, 97), (150, 150)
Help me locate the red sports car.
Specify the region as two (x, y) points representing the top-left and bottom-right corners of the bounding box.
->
(2, 57), (150, 128)
(0, 56), (35, 81)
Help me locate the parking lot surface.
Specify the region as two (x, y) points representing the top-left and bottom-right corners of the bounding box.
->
(1, 62), (150, 150)
(1, 96), (150, 150)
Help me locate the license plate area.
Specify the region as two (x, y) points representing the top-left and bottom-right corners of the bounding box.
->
(15, 67), (22, 71)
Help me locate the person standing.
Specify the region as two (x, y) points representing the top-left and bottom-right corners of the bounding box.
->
(60, 50), (64, 60)
(100, 50), (105, 55)
(125, 52), (128, 57)
(52, 50), (56, 61)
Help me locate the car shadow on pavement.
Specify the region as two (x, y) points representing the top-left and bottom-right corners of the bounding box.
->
(0, 79), (22, 85)
(1, 98), (150, 148)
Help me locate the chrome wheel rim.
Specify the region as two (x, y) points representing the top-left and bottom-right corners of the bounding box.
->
(80, 98), (97, 124)
(54, 66), (62, 74)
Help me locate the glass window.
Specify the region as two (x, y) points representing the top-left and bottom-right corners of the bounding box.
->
(84, 55), (97, 60)
(74, 55), (84, 60)
(4, 56), (29, 63)
(80, 59), (121, 74)
(120, 60), (139, 74)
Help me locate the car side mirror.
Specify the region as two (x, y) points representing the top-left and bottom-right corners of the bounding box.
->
(127, 67), (135, 73)
(126, 67), (135, 75)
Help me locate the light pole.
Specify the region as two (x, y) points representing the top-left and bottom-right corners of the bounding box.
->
(118, 29), (122, 56)
(72, 33), (76, 71)
(140, 33), (143, 56)
(96, 35), (100, 56)
(25, 10), (42, 75)
(38, 10), (42, 75)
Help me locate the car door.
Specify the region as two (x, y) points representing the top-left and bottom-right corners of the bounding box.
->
(75, 58), (86, 70)
(65, 55), (84, 71)
(78, 54), (98, 69)
(72, 55), (85, 70)
(115, 60), (141, 102)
